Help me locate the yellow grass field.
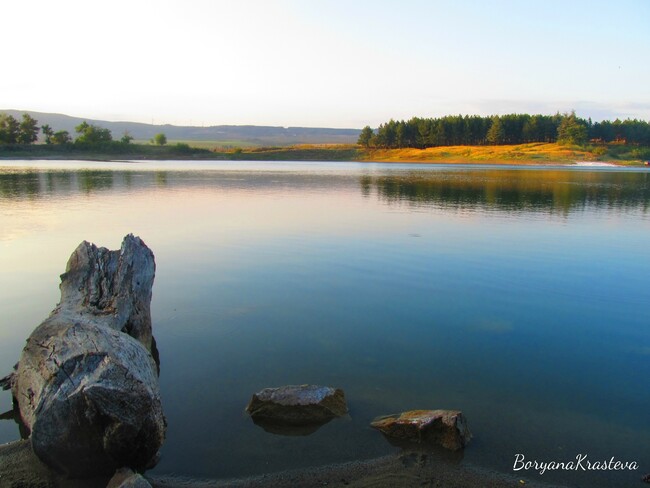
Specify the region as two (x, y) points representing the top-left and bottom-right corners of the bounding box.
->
(358, 143), (604, 164)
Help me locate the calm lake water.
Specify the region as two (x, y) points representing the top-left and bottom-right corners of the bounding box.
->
(0, 160), (648, 487)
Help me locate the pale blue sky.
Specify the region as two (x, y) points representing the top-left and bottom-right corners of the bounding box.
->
(3, 0), (649, 127)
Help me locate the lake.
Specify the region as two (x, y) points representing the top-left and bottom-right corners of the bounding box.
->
(0, 160), (648, 487)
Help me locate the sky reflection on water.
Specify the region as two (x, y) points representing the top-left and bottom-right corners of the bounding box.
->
(0, 161), (648, 487)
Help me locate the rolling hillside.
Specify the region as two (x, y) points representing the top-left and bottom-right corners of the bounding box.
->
(0, 110), (361, 146)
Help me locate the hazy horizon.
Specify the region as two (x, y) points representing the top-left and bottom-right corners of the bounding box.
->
(3, 0), (649, 128)
(0, 108), (363, 130)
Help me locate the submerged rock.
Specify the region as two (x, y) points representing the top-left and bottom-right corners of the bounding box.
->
(246, 385), (348, 426)
(371, 410), (471, 451)
(250, 417), (333, 436)
(107, 468), (152, 488)
(9, 235), (165, 478)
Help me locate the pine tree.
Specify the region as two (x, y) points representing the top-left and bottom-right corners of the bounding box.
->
(557, 111), (587, 145)
(486, 117), (505, 145)
(357, 126), (374, 148)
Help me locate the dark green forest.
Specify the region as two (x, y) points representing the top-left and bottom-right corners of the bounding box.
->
(358, 112), (650, 149)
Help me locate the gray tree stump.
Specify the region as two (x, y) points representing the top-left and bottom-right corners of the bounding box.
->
(10, 234), (166, 478)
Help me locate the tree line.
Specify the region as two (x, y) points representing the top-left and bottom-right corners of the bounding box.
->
(0, 113), (169, 147)
(0, 113), (40, 144)
(358, 112), (650, 149)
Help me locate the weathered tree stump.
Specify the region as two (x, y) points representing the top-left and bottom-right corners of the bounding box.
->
(9, 234), (166, 478)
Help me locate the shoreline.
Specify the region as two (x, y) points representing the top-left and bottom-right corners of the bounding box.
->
(0, 142), (647, 166)
(148, 454), (563, 488)
(0, 155), (639, 167)
(0, 439), (562, 488)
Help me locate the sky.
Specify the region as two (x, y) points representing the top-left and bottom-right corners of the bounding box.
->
(2, 0), (649, 128)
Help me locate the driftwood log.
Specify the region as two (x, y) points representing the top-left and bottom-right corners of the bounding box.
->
(9, 234), (165, 478)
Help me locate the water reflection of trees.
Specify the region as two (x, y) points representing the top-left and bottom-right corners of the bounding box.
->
(79, 170), (114, 193)
(0, 170), (171, 200)
(0, 169), (357, 200)
(1, 168), (648, 215)
(0, 172), (41, 199)
(361, 170), (650, 214)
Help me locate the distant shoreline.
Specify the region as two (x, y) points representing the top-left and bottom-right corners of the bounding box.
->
(0, 142), (646, 166)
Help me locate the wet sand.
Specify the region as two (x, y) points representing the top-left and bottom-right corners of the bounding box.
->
(0, 439), (561, 488)
(148, 454), (551, 488)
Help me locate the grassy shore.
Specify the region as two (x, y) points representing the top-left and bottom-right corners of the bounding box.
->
(359, 143), (600, 164)
(0, 143), (214, 161)
(1, 142), (648, 165)
(219, 144), (361, 161)
(357, 142), (650, 165)
(212, 142), (647, 165)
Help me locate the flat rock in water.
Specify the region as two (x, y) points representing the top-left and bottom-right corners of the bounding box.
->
(246, 385), (348, 425)
(370, 410), (472, 451)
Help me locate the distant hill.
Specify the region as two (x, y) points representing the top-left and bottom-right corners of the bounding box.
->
(0, 110), (361, 146)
